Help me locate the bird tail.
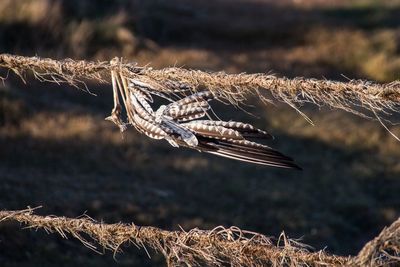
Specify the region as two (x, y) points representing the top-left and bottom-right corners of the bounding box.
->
(197, 137), (301, 170)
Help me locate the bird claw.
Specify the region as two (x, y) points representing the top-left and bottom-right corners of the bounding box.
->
(105, 105), (127, 132)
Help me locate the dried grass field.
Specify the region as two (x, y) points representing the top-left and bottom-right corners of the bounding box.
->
(0, 0), (400, 266)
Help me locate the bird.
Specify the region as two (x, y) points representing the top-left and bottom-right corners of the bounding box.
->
(106, 68), (301, 170)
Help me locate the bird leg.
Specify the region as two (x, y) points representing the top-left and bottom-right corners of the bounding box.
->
(105, 67), (127, 132)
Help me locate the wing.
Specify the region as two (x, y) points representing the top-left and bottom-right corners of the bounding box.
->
(132, 114), (167, 140)
(189, 120), (272, 139)
(166, 104), (210, 122)
(130, 89), (155, 116)
(121, 83), (300, 169)
(129, 79), (175, 102)
(161, 119), (198, 147)
(181, 121), (244, 140)
(163, 91), (214, 121)
(128, 80), (154, 103)
(130, 92), (155, 121)
(169, 91), (214, 106)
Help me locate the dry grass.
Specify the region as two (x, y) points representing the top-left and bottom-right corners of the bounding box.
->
(1, 53), (400, 125)
(354, 217), (400, 266)
(0, 208), (398, 266)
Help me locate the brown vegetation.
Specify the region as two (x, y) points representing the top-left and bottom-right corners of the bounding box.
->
(1, 208), (398, 267)
(1, 53), (400, 123)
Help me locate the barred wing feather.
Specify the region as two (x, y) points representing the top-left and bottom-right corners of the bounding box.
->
(130, 92), (154, 121)
(182, 121), (243, 140)
(132, 114), (167, 140)
(171, 91), (214, 106)
(167, 105), (209, 122)
(193, 120), (272, 139)
(161, 120), (198, 147)
(163, 92), (213, 121)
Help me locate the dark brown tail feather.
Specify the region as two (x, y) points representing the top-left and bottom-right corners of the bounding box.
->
(217, 140), (293, 160)
(196, 137), (301, 170)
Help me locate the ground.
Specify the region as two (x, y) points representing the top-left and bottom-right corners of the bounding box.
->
(0, 0), (400, 266)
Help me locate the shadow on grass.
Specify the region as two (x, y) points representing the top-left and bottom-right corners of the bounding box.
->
(1, 105), (399, 260)
(1, 68), (400, 267)
(1, 0), (400, 55)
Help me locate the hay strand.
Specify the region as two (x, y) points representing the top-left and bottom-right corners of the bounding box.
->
(0, 208), (354, 267)
(1, 208), (399, 266)
(352, 217), (400, 266)
(1, 53), (400, 122)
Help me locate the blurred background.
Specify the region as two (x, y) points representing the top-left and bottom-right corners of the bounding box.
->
(0, 0), (400, 266)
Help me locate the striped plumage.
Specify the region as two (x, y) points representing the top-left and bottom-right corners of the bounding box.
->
(107, 68), (301, 170)
(132, 83), (300, 169)
(183, 120), (273, 139)
(179, 120), (300, 169)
